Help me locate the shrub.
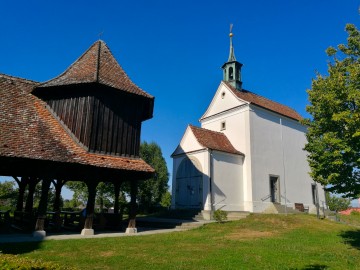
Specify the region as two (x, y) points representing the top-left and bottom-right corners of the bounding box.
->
(213, 209), (227, 223)
(350, 210), (360, 216)
(0, 254), (77, 270)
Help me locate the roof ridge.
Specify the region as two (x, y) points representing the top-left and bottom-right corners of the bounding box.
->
(39, 41), (99, 86)
(189, 124), (226, 135)
(223, 81), (302, 121)
(241, 88), (299, 113)
(188, 124), (243, 155)
(0, 73), (39, 84)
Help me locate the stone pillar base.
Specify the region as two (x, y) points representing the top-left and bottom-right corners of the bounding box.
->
(81, 228), (94, 236)
(125, 227), (137, 234)
(33, 230), (46, 238)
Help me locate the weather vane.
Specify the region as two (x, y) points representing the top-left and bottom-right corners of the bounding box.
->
(230, 24), (233, 37)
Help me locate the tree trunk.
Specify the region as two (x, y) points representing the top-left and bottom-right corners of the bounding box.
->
(127, 181), (138, 229)
(34, 179), (51, 231)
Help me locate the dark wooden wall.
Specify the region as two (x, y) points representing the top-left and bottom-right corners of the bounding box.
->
(44, 90), (143, 157)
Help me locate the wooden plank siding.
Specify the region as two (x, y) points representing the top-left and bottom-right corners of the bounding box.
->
(45, 95), (142, 158)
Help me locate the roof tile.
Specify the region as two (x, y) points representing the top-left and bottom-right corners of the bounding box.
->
(0, 74), (154, 174)
(224, 82), (302, 121)
(38, 40), (153, 98)
(189, 125), (243, 155)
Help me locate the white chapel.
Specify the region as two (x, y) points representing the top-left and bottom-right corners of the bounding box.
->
(171, 30), (326, 217)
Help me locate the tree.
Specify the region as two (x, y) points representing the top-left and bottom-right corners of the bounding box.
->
(304, 24), (360, 198)
(326, 192), (351, 213)
(138, 141), (169, 213)
(160, 190), (171, 208)
(65, 181), (122, 211)
(0, 181), (17, 211)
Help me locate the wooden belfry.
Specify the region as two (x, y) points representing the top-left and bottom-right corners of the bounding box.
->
(0, 40), (155, 236)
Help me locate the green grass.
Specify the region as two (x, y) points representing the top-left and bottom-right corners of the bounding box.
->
(1, 214), (360, 269)
(339, 211), (360, 227)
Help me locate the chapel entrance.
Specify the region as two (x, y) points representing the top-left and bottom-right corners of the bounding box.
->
(175, 157), (203, 208)
(270, 176), (280, 203)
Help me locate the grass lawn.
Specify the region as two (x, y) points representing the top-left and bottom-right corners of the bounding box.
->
(0, 214), (359, 269)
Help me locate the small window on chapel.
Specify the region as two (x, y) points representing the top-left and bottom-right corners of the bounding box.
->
(221, 121), (226, 130)
(229, 67), (234, 80)
(221, 92), (225, 99)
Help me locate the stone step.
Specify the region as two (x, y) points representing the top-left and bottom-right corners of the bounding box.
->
(175, 220), (214, 230)
(273, 204), (301, 214)
(175, 223), (203, 230)
(226, 212), (250, 221)
(194, 210), (250, 221)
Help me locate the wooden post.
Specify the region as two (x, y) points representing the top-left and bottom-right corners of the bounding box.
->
(126, 180), (138, 234)
(13, 176), (28, 212)
(33, 178), (51, 237)
(81, 181), (98, 235)
(113, 181), (122, 214)
(51, 179), (66, 231)
(25, 177), (41, 213)
(52, 179), (66, 212)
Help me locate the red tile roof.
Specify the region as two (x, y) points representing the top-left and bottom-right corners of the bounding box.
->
(0, 74), (154, 177)
(38, 40), (153, 99)
(224, 82), (302, 121)
(189, 125), (243, 155)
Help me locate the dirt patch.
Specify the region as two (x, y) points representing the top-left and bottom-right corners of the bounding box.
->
(225, 229), (275, 240)
(99, 251), (115, 257)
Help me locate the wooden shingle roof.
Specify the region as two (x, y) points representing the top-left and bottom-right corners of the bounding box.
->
(224, 82), (302, 121)
(189, 125), (243, 155)
(0, 73), (154, 180)
(38, 40), (153, 99)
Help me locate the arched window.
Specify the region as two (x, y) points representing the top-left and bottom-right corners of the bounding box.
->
(229, 67), (234, 80)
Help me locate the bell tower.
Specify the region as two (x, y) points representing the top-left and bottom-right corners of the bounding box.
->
(221, 24), (243, 90)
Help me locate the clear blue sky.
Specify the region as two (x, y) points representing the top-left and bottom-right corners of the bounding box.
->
(1, 1), (359, 204)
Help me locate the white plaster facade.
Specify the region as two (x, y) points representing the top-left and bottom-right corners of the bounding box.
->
(172, 81), (326, 214)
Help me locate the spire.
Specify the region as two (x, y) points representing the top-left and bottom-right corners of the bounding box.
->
(228, 24), (236, 62)
(221, 24), (243, 90)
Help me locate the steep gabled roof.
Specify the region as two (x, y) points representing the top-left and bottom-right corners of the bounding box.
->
(224, 81), (302, 121)
(37, 40), (153, 99)
(0, 74), (154, 179)
(189, 125), (243, 155)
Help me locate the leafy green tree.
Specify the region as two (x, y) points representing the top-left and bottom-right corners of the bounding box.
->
(65, 181), (119, 211)
(304, 24), (360, 198)
(326, 192), (351, 213)
(0, 180), (17, 211)
(65, 181), (88, 206)
(160, 190), (171, 208)
(138, 141), (169, 213)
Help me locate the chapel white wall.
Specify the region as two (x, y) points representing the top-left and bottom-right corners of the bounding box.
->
(249, 106), (326, 213)
(171, 126), (212, 210)
(211, 151), (244, 211)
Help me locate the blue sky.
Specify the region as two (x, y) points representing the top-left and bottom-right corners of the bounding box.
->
(1, 1), (359, 205)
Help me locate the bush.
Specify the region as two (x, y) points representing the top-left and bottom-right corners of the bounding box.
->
(0, 254), (77, 270)
(213, 209), (227, 223)
(350, 210), (360, 216)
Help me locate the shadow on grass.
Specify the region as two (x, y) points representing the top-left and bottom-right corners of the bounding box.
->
(0, 241), (42, 255)
(339, 229), (360, 250)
